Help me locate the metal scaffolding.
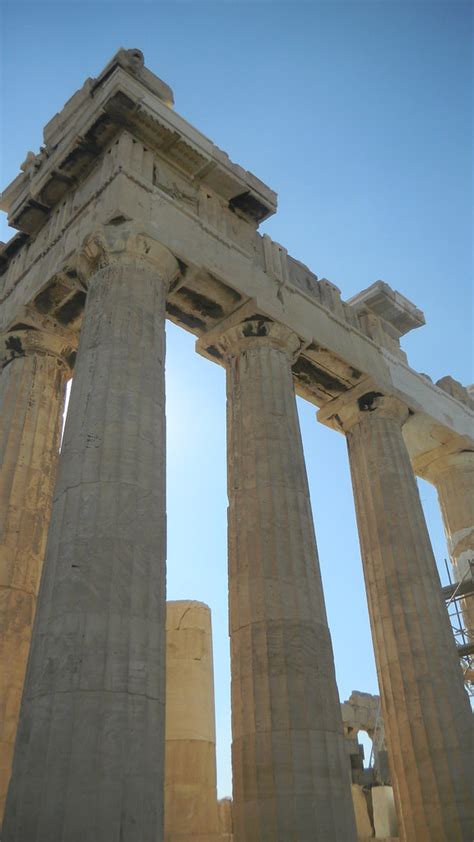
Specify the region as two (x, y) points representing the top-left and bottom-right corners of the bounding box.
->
(443, 559), (474, 698)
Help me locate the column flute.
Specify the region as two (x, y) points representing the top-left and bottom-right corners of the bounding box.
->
(319, 387), (473, 842)
(421, 450), (474, 637)
(3, 226), (179, 842)
(0, 328), (72, 825)
(213, 317), (356, 842)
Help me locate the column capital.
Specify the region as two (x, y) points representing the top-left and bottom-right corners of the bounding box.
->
(415, 447), (474, 484)
(3, 217), (170, 837)
(212, 318), (301, 361)
(318, 378), (409, 433)
(222, 309), (357, 838)
(76, 223), (180, 288)
(341, 378), (473, 838)
(1, 327), (76, 375)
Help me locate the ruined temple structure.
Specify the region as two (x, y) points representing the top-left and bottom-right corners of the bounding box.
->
(164, 601), (401, 842)
(341, 691), (397, 840)
(0, 48), (473, 842)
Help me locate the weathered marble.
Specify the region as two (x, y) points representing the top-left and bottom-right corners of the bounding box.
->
(3, 228), (178, 842)
(0, 330), (71, 825)
(217, 798), (233, 839)
(1, 50), (472, 476)
(0, 48), (473, 842)
(351, 785), (373, 839)
(319, 389), (473, 842)
(372, 786), (397, 840)
(215, 319), (356, 842)
(423, 450), (474, 635)
(165, 600), (221, 841)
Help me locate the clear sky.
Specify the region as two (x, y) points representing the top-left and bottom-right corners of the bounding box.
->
(1, 0), (472, 798)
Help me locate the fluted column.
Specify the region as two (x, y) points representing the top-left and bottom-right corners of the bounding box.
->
(0, 329), (72, 825)
(319, 389), (473, 842)
(422, 450), (474, 635)
(215, 319), (356, 842)
(3, 227), (179, 842)
(165, 601), (221, 841)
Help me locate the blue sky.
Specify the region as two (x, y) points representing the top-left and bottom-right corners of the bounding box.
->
(1, 0), (472, 797)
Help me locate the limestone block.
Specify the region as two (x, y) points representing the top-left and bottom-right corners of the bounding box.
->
(351, 784), (373, 839)
(436, 375), (474, 409)
(372, 787), (398, 839)
(342, 691), (382, 739)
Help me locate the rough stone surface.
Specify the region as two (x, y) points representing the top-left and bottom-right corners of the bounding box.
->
(424, 450), (474, 635)
(341, 691), (389, 788)
(3, 233), (178, 842)
(341, 691), (384, 745)
(320, 391), (473, 841)
(217, 798), (233, 838)
(217, 319), (356, 842)
(0, 337), (69, 824)
(165, 600), (221, 841)
(1, 52), (473, 470)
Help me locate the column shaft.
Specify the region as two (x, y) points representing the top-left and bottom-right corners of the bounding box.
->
(341, 396), (472, 841)
(219, 322), (356, 842)
(0, 348), (67, 823)
(4, 241), (175, 842)
(165, 600), (221, 841)
(429, 452), (474, 635)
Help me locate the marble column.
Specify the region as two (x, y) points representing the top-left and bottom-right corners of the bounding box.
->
(0, 329), (72, 825)
(3, 229), (179, 842)
(319, 389), (473, 842)
(165, 600), (221, 841)
(423, 450), (474, 635)
(215, 319), (356, 842)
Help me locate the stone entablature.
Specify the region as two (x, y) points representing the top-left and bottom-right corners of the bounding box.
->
(1, 52), (472, 473)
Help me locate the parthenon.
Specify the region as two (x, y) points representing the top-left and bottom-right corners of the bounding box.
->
(0, 48), (472, 841)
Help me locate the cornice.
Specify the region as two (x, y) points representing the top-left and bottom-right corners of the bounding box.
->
(0, 63), (276, 241)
